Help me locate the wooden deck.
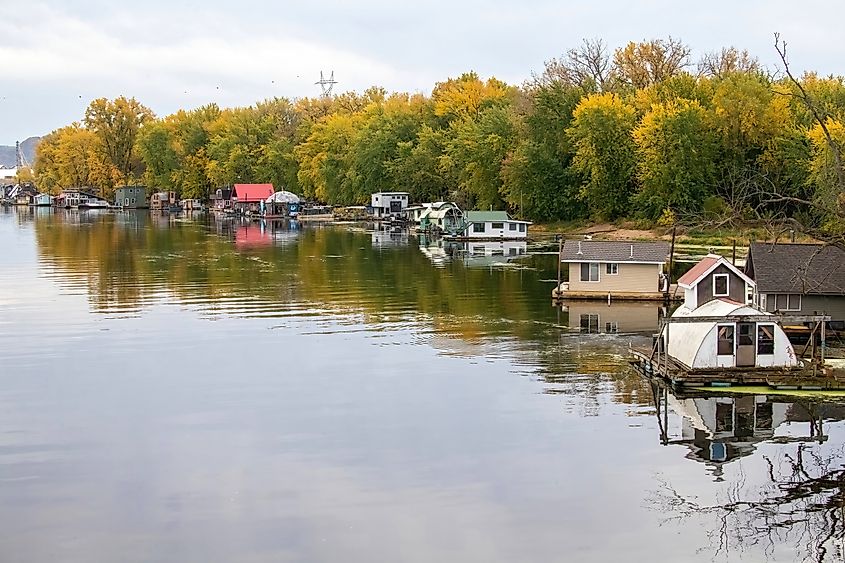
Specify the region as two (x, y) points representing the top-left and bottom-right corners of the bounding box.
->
(551, 283), (682, 301)
(629, 348), (845, 390)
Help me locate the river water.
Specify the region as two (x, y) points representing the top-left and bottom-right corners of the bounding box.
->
(1, 208), (843, 562)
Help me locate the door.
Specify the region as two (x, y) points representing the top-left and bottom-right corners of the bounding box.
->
(736, 322), (756, 367)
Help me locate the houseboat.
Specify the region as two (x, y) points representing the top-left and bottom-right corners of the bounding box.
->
(232, 183), (275, 215)
(34, 193), (54, 207)
(264, 191), (301, 218)
(58, 190), (110, 209)
(211, 187), (234, 213)
(371, 192), (409, 219)
(150, 191), (179, 211)
(181, 199), (205, 212)
(115, 186), (148, 209)
(450, 211), (530, 241)
(745, 242), (845, 327)
(553, 240), (670, 300)
(630, 254), (835, 389)
(417, 202), (463, 234)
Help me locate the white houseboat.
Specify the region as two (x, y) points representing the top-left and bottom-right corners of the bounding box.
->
(452, 211), (530, 241)
(630, 254), (833, 389)
(371, 192), (409, 219)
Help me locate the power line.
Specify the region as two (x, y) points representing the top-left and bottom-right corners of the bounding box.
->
(315, 70), (337, 98)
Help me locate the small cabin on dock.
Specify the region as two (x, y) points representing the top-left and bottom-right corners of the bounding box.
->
(233, 184), (275, 214)
(150, 191), (178, 211)
(418, 202), (463, 234)
(665, 254), (799, 370)
(371, 192), (409, 219)
(115, 186), (148, 209)
(555, 240), (670, 300)
(454, 211), (530, 240)
(211, 187), (234, 212)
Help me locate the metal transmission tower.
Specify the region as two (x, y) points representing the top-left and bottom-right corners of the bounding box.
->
(315, 71), (337, 98)
(15, 141), (30, 169)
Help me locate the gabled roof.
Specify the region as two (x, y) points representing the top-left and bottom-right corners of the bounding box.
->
(746, 242), (845, 295)
(561, 240), (669, 263)
(465, 211), (530, 223)
(678, 254), (754, 289)
(234, 183), (275, 202)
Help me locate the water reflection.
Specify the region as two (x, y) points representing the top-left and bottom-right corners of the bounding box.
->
(558, 300), (665, 334)
(4, 208), (845, 562)
(648, 382), (845, 560)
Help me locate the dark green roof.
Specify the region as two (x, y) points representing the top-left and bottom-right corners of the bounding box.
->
(465, 211), (511, 222)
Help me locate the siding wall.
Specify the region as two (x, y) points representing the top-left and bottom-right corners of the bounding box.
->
(764, 293), (845, 323)
(696, 264), (747, 306)
(567, 262), (661, 293)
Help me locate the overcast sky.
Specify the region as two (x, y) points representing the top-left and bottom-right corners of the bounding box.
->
(2, 0), (845, 145)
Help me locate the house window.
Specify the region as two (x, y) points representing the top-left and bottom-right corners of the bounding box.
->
(606, 263), (618, 275)
(605, 321), (618, 333)
(518, 224), (526, 232)
(715, 402), (734, 432)
(130, 198), (136, 204)
(717, 325), (734, 355)
(757, 325), (775, 355)
(472, 246), (485, 254)
(580, 262), (600, 282)
(491, 222), (504, 229)
(509, 223), (517, 231)
(509, 247), (517, 256)
(580, 314), (599, 333)
(713, 274), (729, 296)
(473, 223), (485, 233)
(774, 294), (801, 311)
(738, 323), (754, 346)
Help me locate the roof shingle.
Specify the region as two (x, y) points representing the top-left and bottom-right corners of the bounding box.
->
(746, 242), (845, 295)
(561, 240), (669, 263)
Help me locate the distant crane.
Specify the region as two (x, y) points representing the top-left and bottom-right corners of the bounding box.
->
(315, 71), (337, 98)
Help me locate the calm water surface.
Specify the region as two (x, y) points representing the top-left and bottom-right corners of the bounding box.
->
(1, 208), (843, 562)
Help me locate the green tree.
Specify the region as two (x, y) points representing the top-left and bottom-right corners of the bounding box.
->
(633, 99), (717, 218)
(567, 92), (638, 219)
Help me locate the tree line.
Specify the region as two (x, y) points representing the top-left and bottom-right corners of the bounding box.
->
(33, 37), (845, 231)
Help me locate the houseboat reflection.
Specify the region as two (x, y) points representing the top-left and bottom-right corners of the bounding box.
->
(650, 382), (843, 480)
(560, 301), (665, 334)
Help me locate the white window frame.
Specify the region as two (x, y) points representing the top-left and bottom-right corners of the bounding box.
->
(580, 262), (600, 282)
(606, 263), (619, 275)
(713, 273), (730, 297)
(716, 324), (735, 356)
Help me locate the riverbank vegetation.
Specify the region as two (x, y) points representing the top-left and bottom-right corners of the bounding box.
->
(33, 36), (845, 241)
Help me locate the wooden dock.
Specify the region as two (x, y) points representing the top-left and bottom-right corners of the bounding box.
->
(629, 348), (845, 391)
(551, 283), (682, 301)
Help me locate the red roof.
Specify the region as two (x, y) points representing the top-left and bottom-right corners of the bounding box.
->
(234, 183), (274, 203)
(677, 256), (720, 287)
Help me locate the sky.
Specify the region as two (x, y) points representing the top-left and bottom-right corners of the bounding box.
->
(2, 0), (845, 145)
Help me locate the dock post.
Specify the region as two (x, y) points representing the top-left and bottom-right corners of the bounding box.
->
(555, 235), (562, 299)
(821, 319), (826, 367)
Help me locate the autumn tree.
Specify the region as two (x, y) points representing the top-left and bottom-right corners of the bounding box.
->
(84, 97), (154, 194)
(613, 37), (691, 90)
(536, 38), (614, 91)
(567, 93), (638, 219)
(633, 99), (717, 219)
(502, 78), (588, 221)
(697, 47), (761, 79)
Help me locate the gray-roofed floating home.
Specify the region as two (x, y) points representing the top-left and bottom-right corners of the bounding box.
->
(745, 242), (845, 326)
(554, 240), (671, 300)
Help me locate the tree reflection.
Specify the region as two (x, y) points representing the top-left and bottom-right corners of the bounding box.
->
(649, 383), (845, 561)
